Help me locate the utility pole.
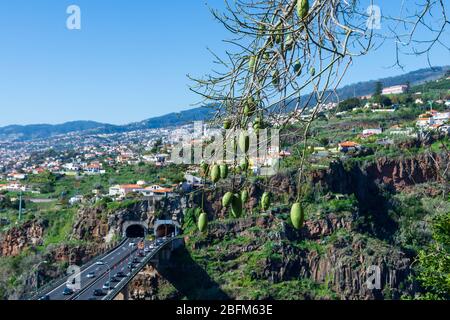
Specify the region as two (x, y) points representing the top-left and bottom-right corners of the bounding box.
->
(18, 190), (22, 221)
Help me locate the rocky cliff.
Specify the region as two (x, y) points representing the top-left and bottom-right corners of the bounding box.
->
(127, 153), (448, 300)
(0, 220), (47, 257)
(128, 213), (412, 300)
(312, 152), (448, 193)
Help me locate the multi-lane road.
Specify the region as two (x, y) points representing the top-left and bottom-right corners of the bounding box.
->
(38, 237), (170, 301)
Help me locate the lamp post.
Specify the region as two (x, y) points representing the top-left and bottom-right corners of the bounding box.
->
(18, 190), (23, 221)
(34, 260), (49, 293)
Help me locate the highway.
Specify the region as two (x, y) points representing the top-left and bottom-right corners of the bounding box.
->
(37, 237), (173, 301)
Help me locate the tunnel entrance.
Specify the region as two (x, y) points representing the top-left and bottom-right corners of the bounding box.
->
(155, 224), (175, 238)
(125, 224), (146, 238)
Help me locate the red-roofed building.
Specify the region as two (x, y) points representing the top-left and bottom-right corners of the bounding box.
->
(109, 184), (142, 197)
(338, 141), (361, 152)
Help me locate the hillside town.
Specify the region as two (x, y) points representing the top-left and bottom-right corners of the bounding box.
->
(1, 79), (449, 207)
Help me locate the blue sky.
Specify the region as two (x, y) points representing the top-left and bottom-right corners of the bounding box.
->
(0, 0), (448, 126)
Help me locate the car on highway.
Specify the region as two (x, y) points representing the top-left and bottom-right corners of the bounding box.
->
(132, 257), (140, 264)
(95, 261), (105, 266)
(144, 247), (150, 253)
(93, 289), (105, 297)
(111, 276), (120, 283)
(137, 251), (145, 257)
(38, 294), (50, 300)
(102, 282), (112, 290)
(62, 287), (74, 296)
(115, 271), (126, 278)
(129, 242), (135, 248)
(87, 272), (96, 278)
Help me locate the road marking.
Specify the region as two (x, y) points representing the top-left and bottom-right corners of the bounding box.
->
(45, 239), (130, 298)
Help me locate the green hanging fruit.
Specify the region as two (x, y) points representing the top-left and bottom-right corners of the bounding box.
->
(231, 194), (243, 218)
(285, 35), (294, 50)
(210, 165), (220, 183)
(240, 158), (249, 171)
(293, 60), (302, 75)
(223, 119), (231, 130)
(261, 192), (271, 211)
(272, 70), (280, 87)
(232, 139), (238, 154)
(275, 24), (283, 44)
(200, 161), (209, 176)
(297, 0), (310, 20)
(239, 131), (250, 153)
(254, 116), (265, 130)
(248, 96), (256, 105)
(222, 192), (233, 207)
(290, 202), (304, 230)
(249, 56), (257, 72)
(258, 24), (266, 35)
(310, 67), (316, 76)
(245, 96), (257, 116)
(198, 212), (208, 232)
(241, 190), (249, 203)
(244, 104), (250, 117)
(220, 164), (228, 179)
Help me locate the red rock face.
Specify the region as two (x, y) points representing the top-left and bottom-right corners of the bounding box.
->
(0, 221), (46, 257)
(71, 206), (110, 243)
(312, 152), (448, 193)
(49, 243), (107, 266)
(365, 154), (446, 191)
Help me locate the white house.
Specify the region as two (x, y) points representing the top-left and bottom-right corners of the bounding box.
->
(363, 128), (383, 136)
(4, 183), (26, 192)
(63, 163), (80, 171)
(434, 112), (450, 125)
(382, 85), (408, 95)
(417, 117), (434, 127)
(8, 173), (27, 181)
(109, 184), (143, 197)
(69, 195), (84, 206)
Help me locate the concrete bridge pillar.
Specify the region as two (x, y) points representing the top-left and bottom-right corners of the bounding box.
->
(114, 284), (130, 300)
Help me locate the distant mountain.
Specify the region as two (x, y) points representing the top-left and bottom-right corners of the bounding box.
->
(0, 107), (216, 142)
(0, 121), (120, 142)
(333, 66), (450, 100)
(1, 66), (448, 142)
(124, 105), (216, 131)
